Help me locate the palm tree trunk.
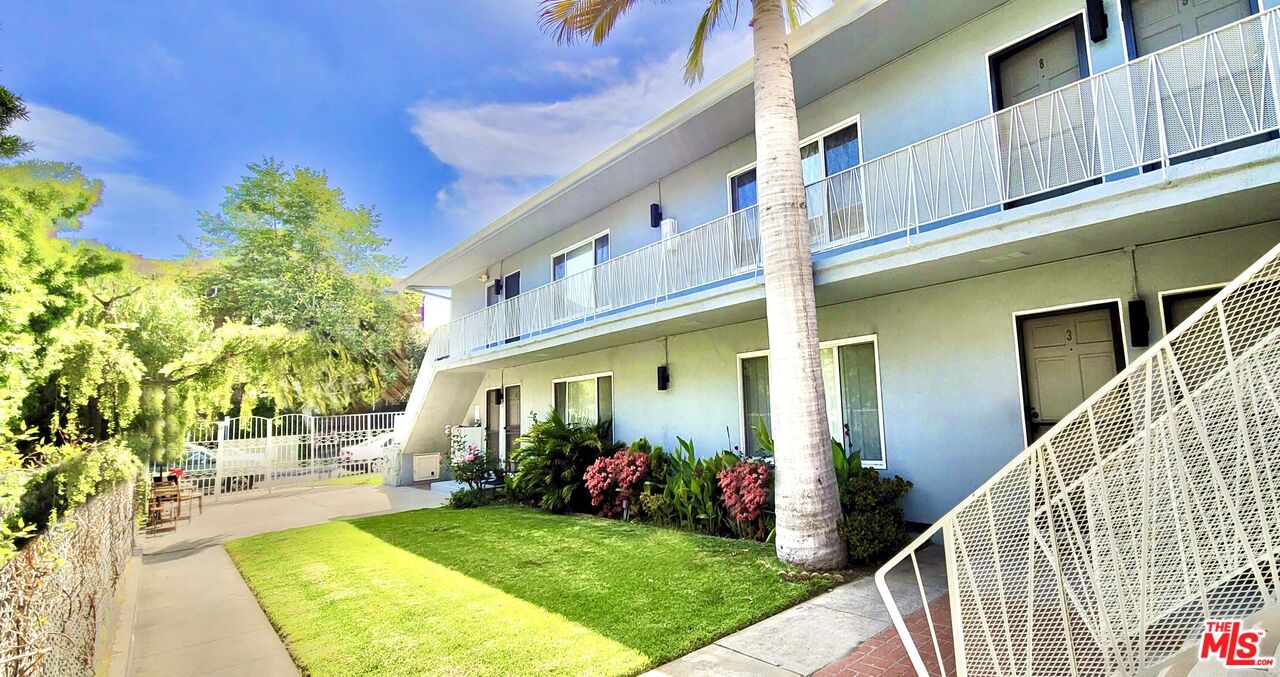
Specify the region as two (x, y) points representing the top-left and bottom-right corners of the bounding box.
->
(751, 0), (845, 570)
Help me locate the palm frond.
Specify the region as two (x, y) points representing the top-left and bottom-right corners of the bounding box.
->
(538, 0), (648, 46)
(784, 0), (810, 32)
(683, 0), (728, 85)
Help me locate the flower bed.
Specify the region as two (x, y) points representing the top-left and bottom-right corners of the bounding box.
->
(500, 413), (913, 563)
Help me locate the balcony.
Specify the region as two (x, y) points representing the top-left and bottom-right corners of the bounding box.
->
(428, 8), (1280, 364)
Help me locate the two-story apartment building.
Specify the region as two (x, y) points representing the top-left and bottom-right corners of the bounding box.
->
(393, 0), (1280, 525)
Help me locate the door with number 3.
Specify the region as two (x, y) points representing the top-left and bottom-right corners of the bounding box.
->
(1019, 307), (1124, 441)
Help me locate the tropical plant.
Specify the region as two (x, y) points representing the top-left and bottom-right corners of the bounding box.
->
(830, 439), (912, 564)
(583, 448), (649, 517)
(539, 0), (845, 568)
(664, 437), (737, 535)
(510, 411), (621, 513)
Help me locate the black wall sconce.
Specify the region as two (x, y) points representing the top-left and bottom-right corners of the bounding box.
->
(1085, 0), (1108, 42)
(1129, 299), (1150, 347)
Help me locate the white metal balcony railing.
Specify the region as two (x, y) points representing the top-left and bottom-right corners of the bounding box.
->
(429, 207), (760, 360)
(429, 8), (1280, 362)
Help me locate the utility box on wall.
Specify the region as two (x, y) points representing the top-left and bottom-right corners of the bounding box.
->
(413, 453), (441, 482)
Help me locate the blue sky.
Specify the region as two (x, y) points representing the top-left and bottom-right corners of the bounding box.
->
(0, 2), (826, 273)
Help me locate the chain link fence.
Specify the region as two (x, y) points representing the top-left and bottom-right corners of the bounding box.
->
(0, 481), (136, 677)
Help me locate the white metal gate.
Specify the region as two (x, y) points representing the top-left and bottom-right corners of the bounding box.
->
(158, 412), (403, 497)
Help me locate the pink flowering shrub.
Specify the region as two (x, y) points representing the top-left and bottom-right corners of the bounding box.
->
(717, 461), (771, 539)
(444, 428), (494, 490)
(583, 449), (649, 517)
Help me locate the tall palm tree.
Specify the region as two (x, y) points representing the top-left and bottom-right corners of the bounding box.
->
(539, 0), (845, 570)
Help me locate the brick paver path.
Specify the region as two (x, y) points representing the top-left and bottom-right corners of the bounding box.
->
(815, 594), (955, 677)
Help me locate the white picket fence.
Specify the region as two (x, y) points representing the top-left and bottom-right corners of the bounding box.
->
(160, 412), (403, 497)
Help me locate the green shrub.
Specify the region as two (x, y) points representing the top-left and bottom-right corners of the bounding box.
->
(832, 439), (912, 565)
(2, 442), (142, 563)
(636, 487), (674, 525)
(509, 411), (621, 513)
(447, 487), (492, 509)
(664, 437), (738, 535)
(757, 423), (912, 562)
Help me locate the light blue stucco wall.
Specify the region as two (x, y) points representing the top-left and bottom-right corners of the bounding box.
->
(458, 223), (1280, 523)
(445, 0), (1143, 319)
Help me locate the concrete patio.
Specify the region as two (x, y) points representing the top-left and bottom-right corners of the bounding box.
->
(126, 483), (450, 677)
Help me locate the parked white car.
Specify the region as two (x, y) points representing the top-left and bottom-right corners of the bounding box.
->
(338, 432), (397, 475)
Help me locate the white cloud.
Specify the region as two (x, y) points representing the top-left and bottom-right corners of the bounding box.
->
(409, 30), (754, 226)
(12, 103), (136, 165)
(79, 172), (194, 255)
(545, 57), (621, 81)
(6, 102), (195, 256)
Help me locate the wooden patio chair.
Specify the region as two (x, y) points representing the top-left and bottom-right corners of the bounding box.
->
(177, 477), (203, 515)
(149, 483), (190, 531)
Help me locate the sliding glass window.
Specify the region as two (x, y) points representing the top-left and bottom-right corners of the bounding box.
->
(553, 373), (613, 428)
(739, 337), (884, 467)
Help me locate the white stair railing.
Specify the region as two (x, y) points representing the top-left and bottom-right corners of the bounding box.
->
(877, 241), (1280, 675)
(430, 8), (1280, 364)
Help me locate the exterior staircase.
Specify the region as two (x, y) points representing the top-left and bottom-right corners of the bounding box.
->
(387, 357), (483, 484)
(877, 241), (1280, 675)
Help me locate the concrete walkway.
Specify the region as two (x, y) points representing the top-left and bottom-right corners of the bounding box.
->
(647, 546), (948, 676)
(129, 483), (450, 677)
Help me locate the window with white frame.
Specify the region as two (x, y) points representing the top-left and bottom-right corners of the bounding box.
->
(739, 336), (884, 467)
(552, 232), (609, 281)
(728, 118), (861, 211)
(553, 372), (613, 427)
(801, 120), (861, 186)
(729, 168), (758, 212)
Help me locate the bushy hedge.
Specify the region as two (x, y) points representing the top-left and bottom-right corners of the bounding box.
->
(1, 442), (142, 564)
(831, 440), (912, 564)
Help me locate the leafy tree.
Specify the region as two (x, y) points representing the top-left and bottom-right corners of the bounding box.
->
(194, 159), (420, 411)
(540, 0), (847, 569)
(0, 162), (113, 450)
(53, 267), (309, 462)
(0, 85), (33, 159)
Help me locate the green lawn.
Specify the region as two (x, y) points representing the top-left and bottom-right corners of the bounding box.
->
(226, 505), (837, 677)
(310, 472), (383, 487)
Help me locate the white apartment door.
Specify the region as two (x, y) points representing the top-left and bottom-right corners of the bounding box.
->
(1020, 307), (1123, 441)
(1130, 0), (1253, 56)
